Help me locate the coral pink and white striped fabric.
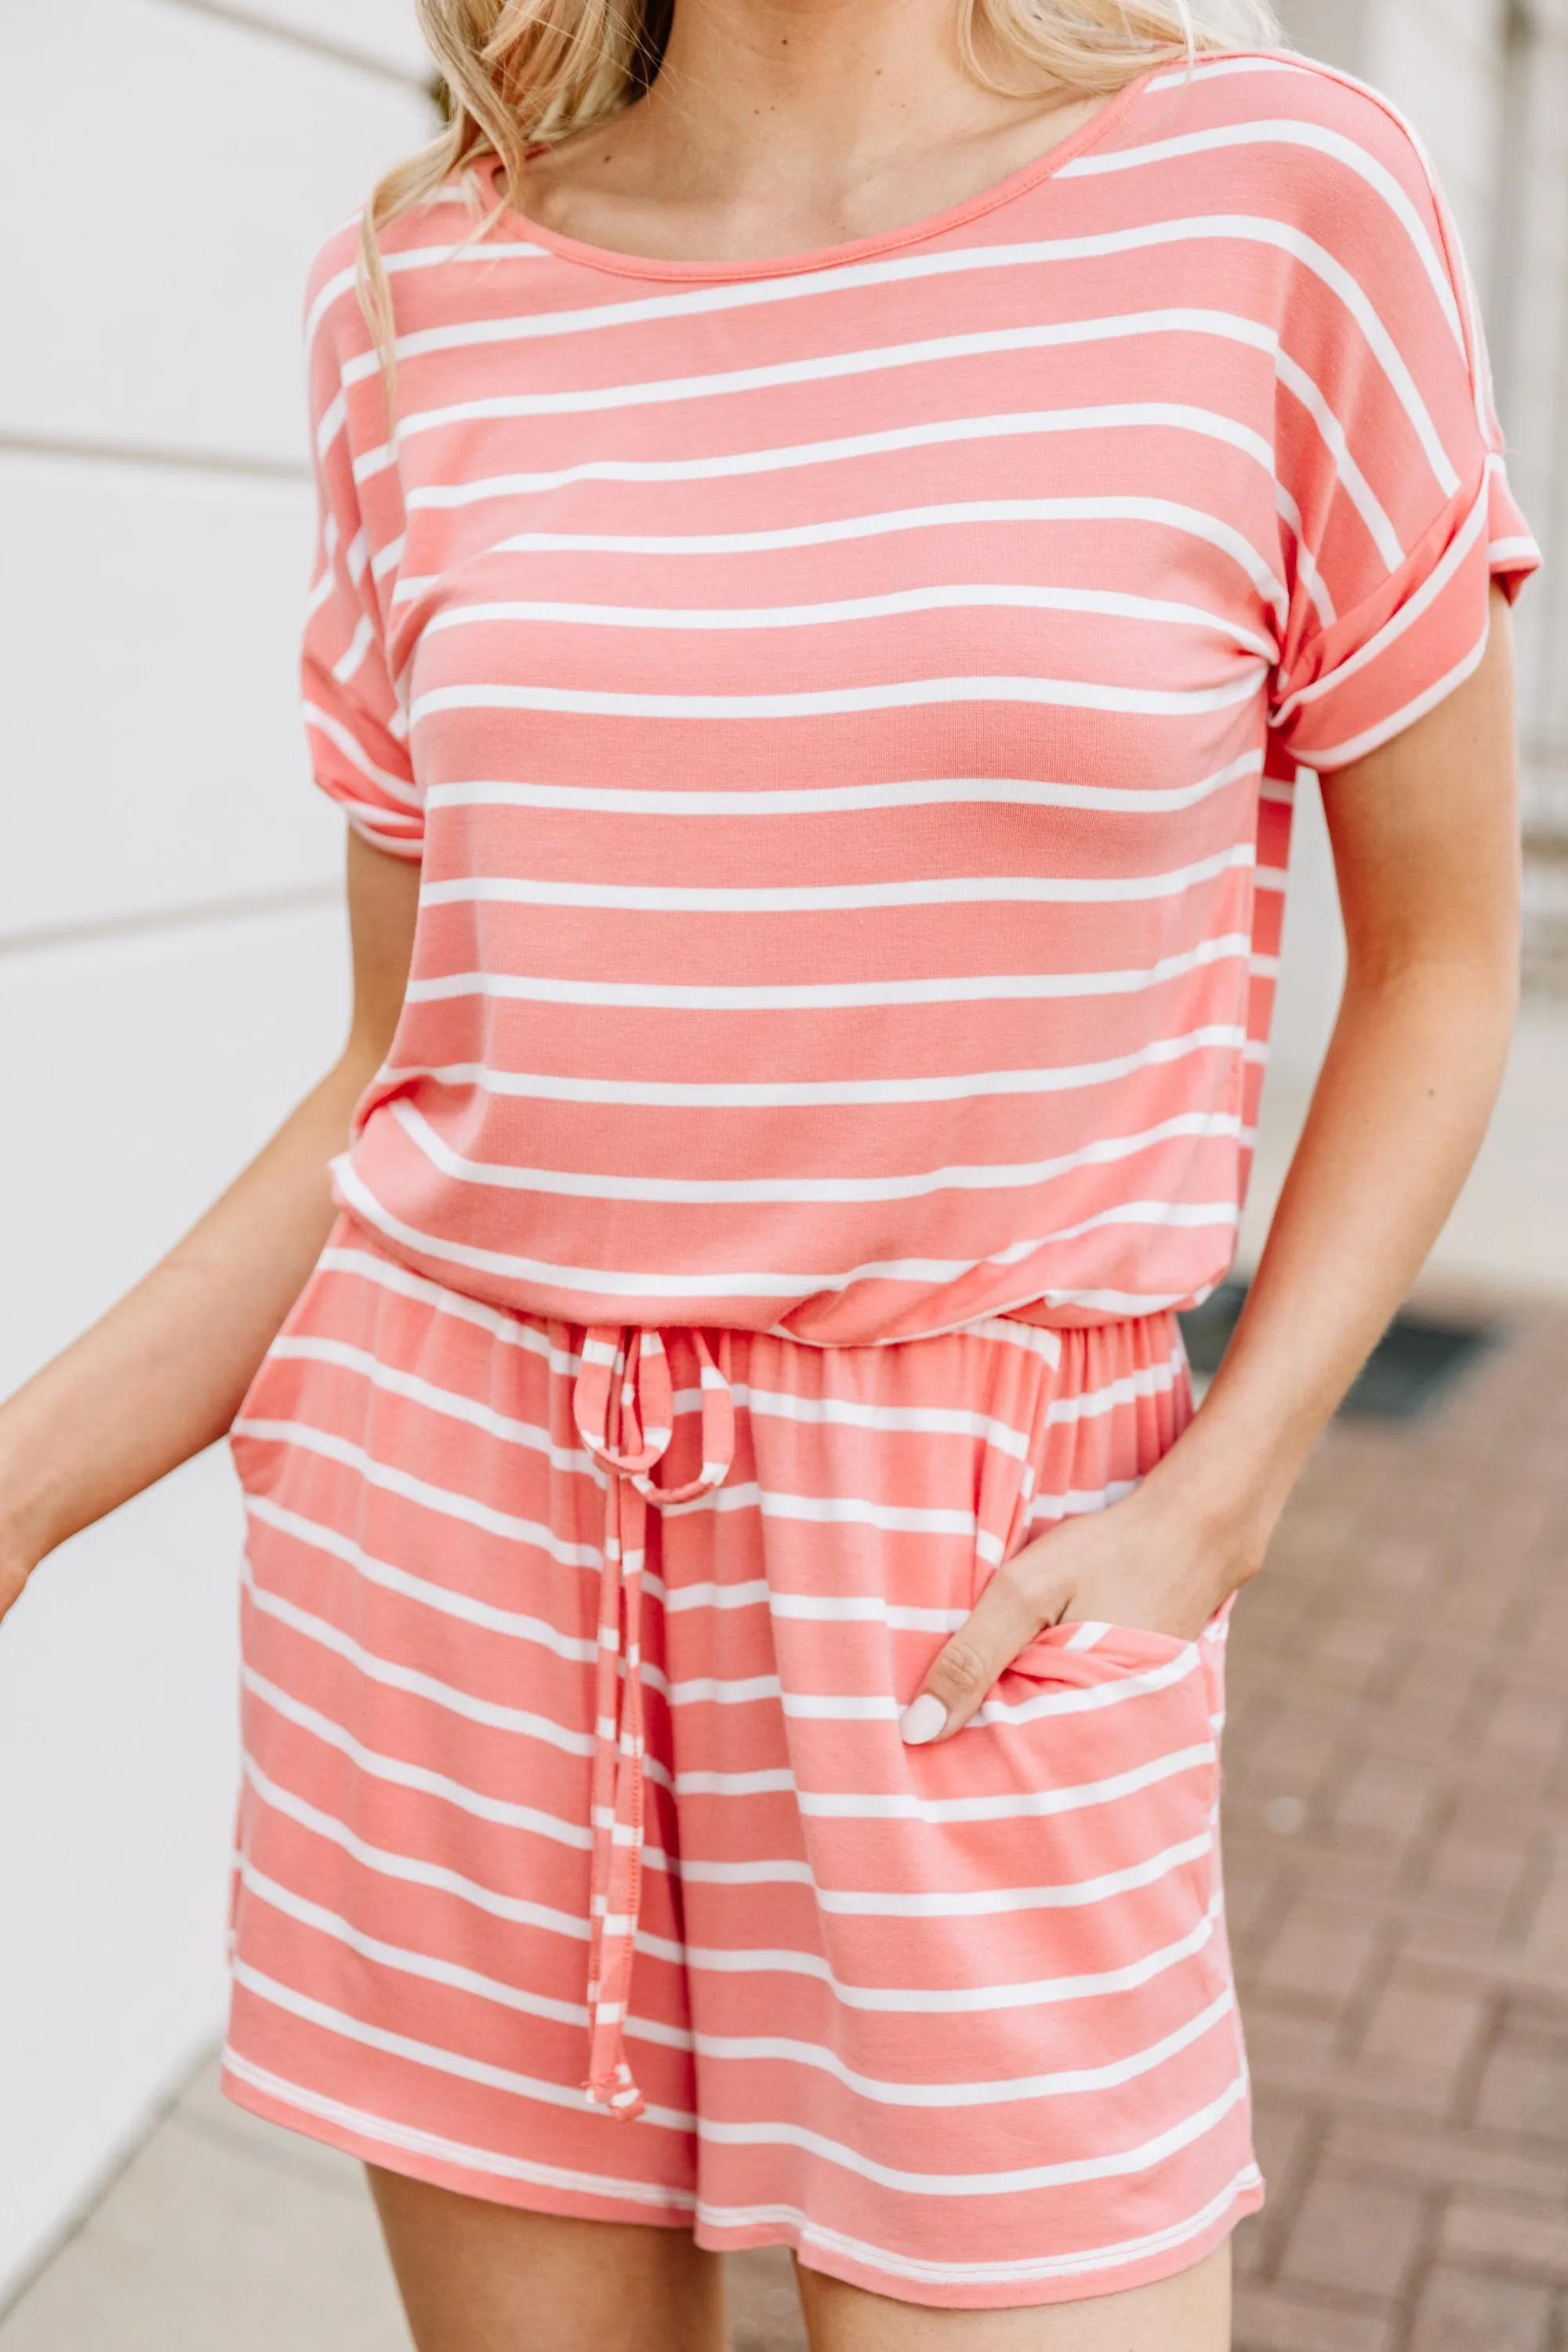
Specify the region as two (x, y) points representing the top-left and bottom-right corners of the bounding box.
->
(299, 50), (1534, 1345)
(225, 1224), (1255, 2306)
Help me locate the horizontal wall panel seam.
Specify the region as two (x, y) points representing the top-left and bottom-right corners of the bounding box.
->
(153, 0), (432, 90)
(0, 430), (310, 486)
(0, 885), (342, 967)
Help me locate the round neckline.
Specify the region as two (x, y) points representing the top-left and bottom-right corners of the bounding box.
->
(473, 66), (1158, 285)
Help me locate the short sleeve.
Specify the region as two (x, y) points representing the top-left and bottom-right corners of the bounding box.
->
(299, 230), (423, 858)
(1268, 85), (1539, 773)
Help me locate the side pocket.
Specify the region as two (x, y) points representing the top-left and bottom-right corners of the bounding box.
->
(984, 1615), (1224, 1946)
(227, 1229), (343, 1493)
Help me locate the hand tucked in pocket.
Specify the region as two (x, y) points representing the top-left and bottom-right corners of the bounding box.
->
(898, 1481), (1246, 1748)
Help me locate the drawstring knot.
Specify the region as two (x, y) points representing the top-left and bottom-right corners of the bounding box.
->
(572, 1327), (734, 2119)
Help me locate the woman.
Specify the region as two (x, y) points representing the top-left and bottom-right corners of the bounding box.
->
(0, 0), (1534, 2343)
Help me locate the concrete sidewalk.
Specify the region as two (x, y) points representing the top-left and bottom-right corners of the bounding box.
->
(3, 1291), (1565, 2352)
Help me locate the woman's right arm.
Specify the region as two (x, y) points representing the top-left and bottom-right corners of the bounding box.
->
(0, 829), (419, 1623)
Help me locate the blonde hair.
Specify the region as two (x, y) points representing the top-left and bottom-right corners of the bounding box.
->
(360, 0), (1281, 370)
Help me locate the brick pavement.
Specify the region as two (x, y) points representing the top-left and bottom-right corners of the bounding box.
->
(728, 1290), (1568, 2350)
(1224, 1292), (1568, 2352)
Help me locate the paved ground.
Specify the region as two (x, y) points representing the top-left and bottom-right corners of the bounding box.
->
(2, 1288), (1565, 2351)
(1225, 1288), (1568, 2352)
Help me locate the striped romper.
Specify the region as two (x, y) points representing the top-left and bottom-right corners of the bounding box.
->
(224, 50), (1537, 2309)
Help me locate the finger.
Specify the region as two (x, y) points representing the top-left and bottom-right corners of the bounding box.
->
(899, 1566), (1046, 1745)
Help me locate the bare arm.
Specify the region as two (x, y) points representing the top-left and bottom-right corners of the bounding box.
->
(903, 589), (1521, 1744)
(0, 830), (420, 1620)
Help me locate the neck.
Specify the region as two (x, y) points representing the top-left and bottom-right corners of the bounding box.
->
(513, 0), (1102, 265)
(633, 0), (1049, 197)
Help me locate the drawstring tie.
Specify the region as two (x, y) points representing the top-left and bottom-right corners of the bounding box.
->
(571, 1326), (734, 2120)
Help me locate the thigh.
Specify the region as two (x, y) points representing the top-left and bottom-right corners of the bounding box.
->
(368, 2168), (726, 2352)
(797, 2240), (1230, 2351)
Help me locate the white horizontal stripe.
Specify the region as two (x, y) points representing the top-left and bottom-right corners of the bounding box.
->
(223, 2051), (693, 2212)
(657, 1581), (938, 1626)
(1276, 471), (1488, 721)
(1151, 53), (1308, 87)
(404, 401), (1279, 512)
(700, 2161), (1261, 2286)
(314, 1246), (576, 1364)
(340, 807), (423, 850)
(240, 1862), (689, 2051)
(242, 1567), (594, 1757)
(303, 567), (337, 624)
(692, 2068), (1246, 2194)
(263, 1336), (586, 1461)
(244, 1671), (608, 1848)
(1278, 483), (1337, 629)
(656, 1482), (976, 1539)
(682, 1824), (1212, 1915)
(1061, 118), (1465, 345)
(980, 1638), (1203, 1726)
(691, 1987), (1235, 2107)
(425, 750), (1263, 820)
(684, 1889), (1222, 2012)
(796, 1736), (1213, 1820)
(677, 1737), (1212, 1820)
(410, 661), (1266, 726)
(301, 701), (419, 804)
(1037, 1348), (1182, 1428)
(237, 1414), (599, 1566)
(727, 1383), (1035, 1456)
(454, 494), (1287, 618)
(245, 1492), (596, 1662)
(332, 1145), (1236, 1301)
(331, 614), (374, 685)
(403, 931), (1254, 1013)
(421, 583), (1275, 658)
(315, 387), (347, 456)
(1006, 1204), (1241, 1261)
(419, 842), (1254, 914)
(1306, 622), (1490, 769)
(244, 1754), (682, 1961)
(960, 1316), (1065, 1363)
(1272, 347), (1403, 568)
(1027, 1478), (1140, 1524)
(350, 307), (1303, 471)
(390, 1095), (1242, 1207)
(234, 1961), (695, 2133)
(385, 1025), (1247, 1110)
(304, 240), (549, 360)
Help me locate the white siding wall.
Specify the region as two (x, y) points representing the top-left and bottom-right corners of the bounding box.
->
(0, 0), (429, 2303)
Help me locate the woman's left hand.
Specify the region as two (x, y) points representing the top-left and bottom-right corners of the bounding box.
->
(897, 1486), (1252, 1747)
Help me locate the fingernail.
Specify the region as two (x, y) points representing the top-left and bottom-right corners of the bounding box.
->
(899, 1692), (948, 1747)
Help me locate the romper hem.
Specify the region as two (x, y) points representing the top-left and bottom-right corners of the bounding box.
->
(219, 2060), (697, 2232)
(219, 2066), (1265, 2310)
